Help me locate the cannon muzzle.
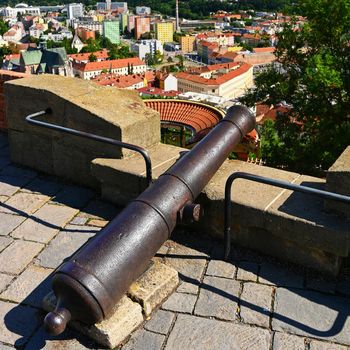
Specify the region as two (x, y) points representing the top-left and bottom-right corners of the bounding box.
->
(44, 105), (255, 334)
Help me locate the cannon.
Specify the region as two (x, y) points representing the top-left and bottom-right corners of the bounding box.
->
(44, 105), (255, 335)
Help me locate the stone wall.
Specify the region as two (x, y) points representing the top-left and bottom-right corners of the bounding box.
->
(0, 70), (29, 130)
(4, 74), (350, 275)
(5, 74), (160, 187)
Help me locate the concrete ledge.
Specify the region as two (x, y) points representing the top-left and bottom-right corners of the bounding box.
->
(92, 143), (186, 205)
(325, 146), (350, 218)
(43, 260), (179, 348)
(93, 153), (350, 275)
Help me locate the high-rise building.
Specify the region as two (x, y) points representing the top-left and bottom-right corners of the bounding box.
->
(67, 3), (83, 20)
(131, 39), (163, 60)
(119, 13), (128, 33)
(127, 15), (136, 32)
(103, 20), (120, 44)
(180, 35), (195, 53)
(155, 22), (174, 44)
(135, 6), (151, 15)
(135, 17), (150, 39)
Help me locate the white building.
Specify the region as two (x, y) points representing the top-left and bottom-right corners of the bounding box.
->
(131, 39), (163, 60)
(1, 6), (40, 18)
(71, 20), (102, 32)
(67, 3), (84, 20)
(135, 6), (151, 15)
(3, 25), (23, 43)
(41, 30), (73, 42)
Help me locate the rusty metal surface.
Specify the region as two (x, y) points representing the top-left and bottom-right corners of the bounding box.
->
(44, 105), (255, 334)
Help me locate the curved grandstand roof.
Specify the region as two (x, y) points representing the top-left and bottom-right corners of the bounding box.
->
(144, 99), (224, 133)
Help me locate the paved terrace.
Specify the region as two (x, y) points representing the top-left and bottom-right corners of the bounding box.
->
(1, 131), (350, 350)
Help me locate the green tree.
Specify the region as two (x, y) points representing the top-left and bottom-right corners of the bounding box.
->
(88, 53), (97, 62)
(0, 20), (9, 36)
(240, 0), (350, 175)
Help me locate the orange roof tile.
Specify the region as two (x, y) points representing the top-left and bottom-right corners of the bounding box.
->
(253, 47), (275, 53)
(74, 57), (146, 72)
(69, 50), (109, 62)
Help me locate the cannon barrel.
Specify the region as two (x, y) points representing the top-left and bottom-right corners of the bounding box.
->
(44, 105), (255, 335)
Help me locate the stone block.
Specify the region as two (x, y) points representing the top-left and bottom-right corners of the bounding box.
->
(128, 260), (179, 316)
(259, 263), (304, 288)
(0, 213), (25, 236)
(0, 192), (49, 215)
(0, 240), (44, 275)
(0, 301), (41, 347)
(240, 282), (273, 328)
(162, 292), (197, 314)
(237, 262), (259, 281)
(0, 273), (13, 293)
(273, 332), (305, 350)
(309, 339), (349, 350)
(1, 265), (53, 308)
(52, 185), (95, 209)
(43, 291), (143, 349)
(8, 130), (54, 174)
(35, 225), (98, 269)
(0, 236), (13, 252)
(11, 204), (78, 243)
(194, 276), (240, 321)
(272, 288), (350, 345)
(165, 314), (272, 350)
(205, 259), (236, 279)
(121, 329), (165, 350)
(144, 310), (175, 335)
(325, 146), (350, 218)
(0, 175), (30, 197)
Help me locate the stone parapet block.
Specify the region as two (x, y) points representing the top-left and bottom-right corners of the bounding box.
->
(42, 260), (178, 348)
(92, 142), (186, 205)
(4, 75), (160, 187)
(325, 146), (350, 218)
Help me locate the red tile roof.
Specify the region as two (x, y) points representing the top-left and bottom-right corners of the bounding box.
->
(138, 87), (179, 97)
(68, 50), (109, 62)
(92, 73), (144, 88)
(176, 63), (252, 86)
(253, 47), (275, 53)
(74, 57), (146, 72)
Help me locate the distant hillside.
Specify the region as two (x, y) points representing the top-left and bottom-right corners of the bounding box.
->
(0, 0), (295, 18)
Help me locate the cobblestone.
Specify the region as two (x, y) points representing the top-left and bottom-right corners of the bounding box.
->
(0, 301), (40, 347)
(21, 177), (62, 196)
(0, 165), (37, 179)
(205, 259), (236, 279)
(272, 288), (350, 345)
(11, 204), (78, 243)
(0, 240), (44, 275)
(194, 276), (240, 321)
(0, 213), (26, 236)
(0, 192), (49, 215)
(122, 329), (166, 350)
(0, 237), (13, 252)
(259, 263), (304, 288)
(162, 292), (197, 314)
(0, 274), (13, 293)
(309, 339), (349, 350)
(165, 314), (272, 350)
(0, 176), (30, 197)
(240, 282), (273, 328)
(272, 332), (305, 350)
(0, 265), (53, 307)
(144, 310), (175, 335)
(35, 225), (98, 269)
(52, 185), (95, 209)
(237, 262), (259, 282)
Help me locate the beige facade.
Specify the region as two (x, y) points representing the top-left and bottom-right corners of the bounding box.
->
(180, 35), (195, 53)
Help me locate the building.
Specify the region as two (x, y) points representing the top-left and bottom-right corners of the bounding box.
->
(197, 40), (219, 64)
(135, 17), (150, 39)
(72, 20), (102, 33)
(92, 73), (145, 90)
(67, 3), (84, 20)
(155, 22), (174, 44)
(103, 20), (120, 44)
(96, 1), (127, 12)
(3, 25), (23, 43)
(155, 72), (177, 92)
(135, 6), (151, 15)
(73, 57), (147, 79)
(77, 27), (96, 41)
(127, 15), (136, 32)
(71, 34), (85, 52)
(119, 13), (128, 33)
(179, 35), (195, 53)
(131, 39), (163, 60)
(176, 62), (253, 99)
(69, 49), (109, 63)
(1, 6), (40, 18)
(19, 47), (73, 76)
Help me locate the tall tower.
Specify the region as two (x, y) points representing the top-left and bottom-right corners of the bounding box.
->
(175, 0), (180, 32)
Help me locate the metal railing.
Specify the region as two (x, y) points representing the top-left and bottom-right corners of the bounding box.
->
(26, 109), (153, 186)
(224, 172), (350, 260)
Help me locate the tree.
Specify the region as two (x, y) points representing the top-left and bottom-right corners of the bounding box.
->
(240, 0), (350, 175)
(88, 53), (97, 62)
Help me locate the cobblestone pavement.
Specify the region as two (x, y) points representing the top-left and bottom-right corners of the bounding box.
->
(1, 132), (350, 350)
